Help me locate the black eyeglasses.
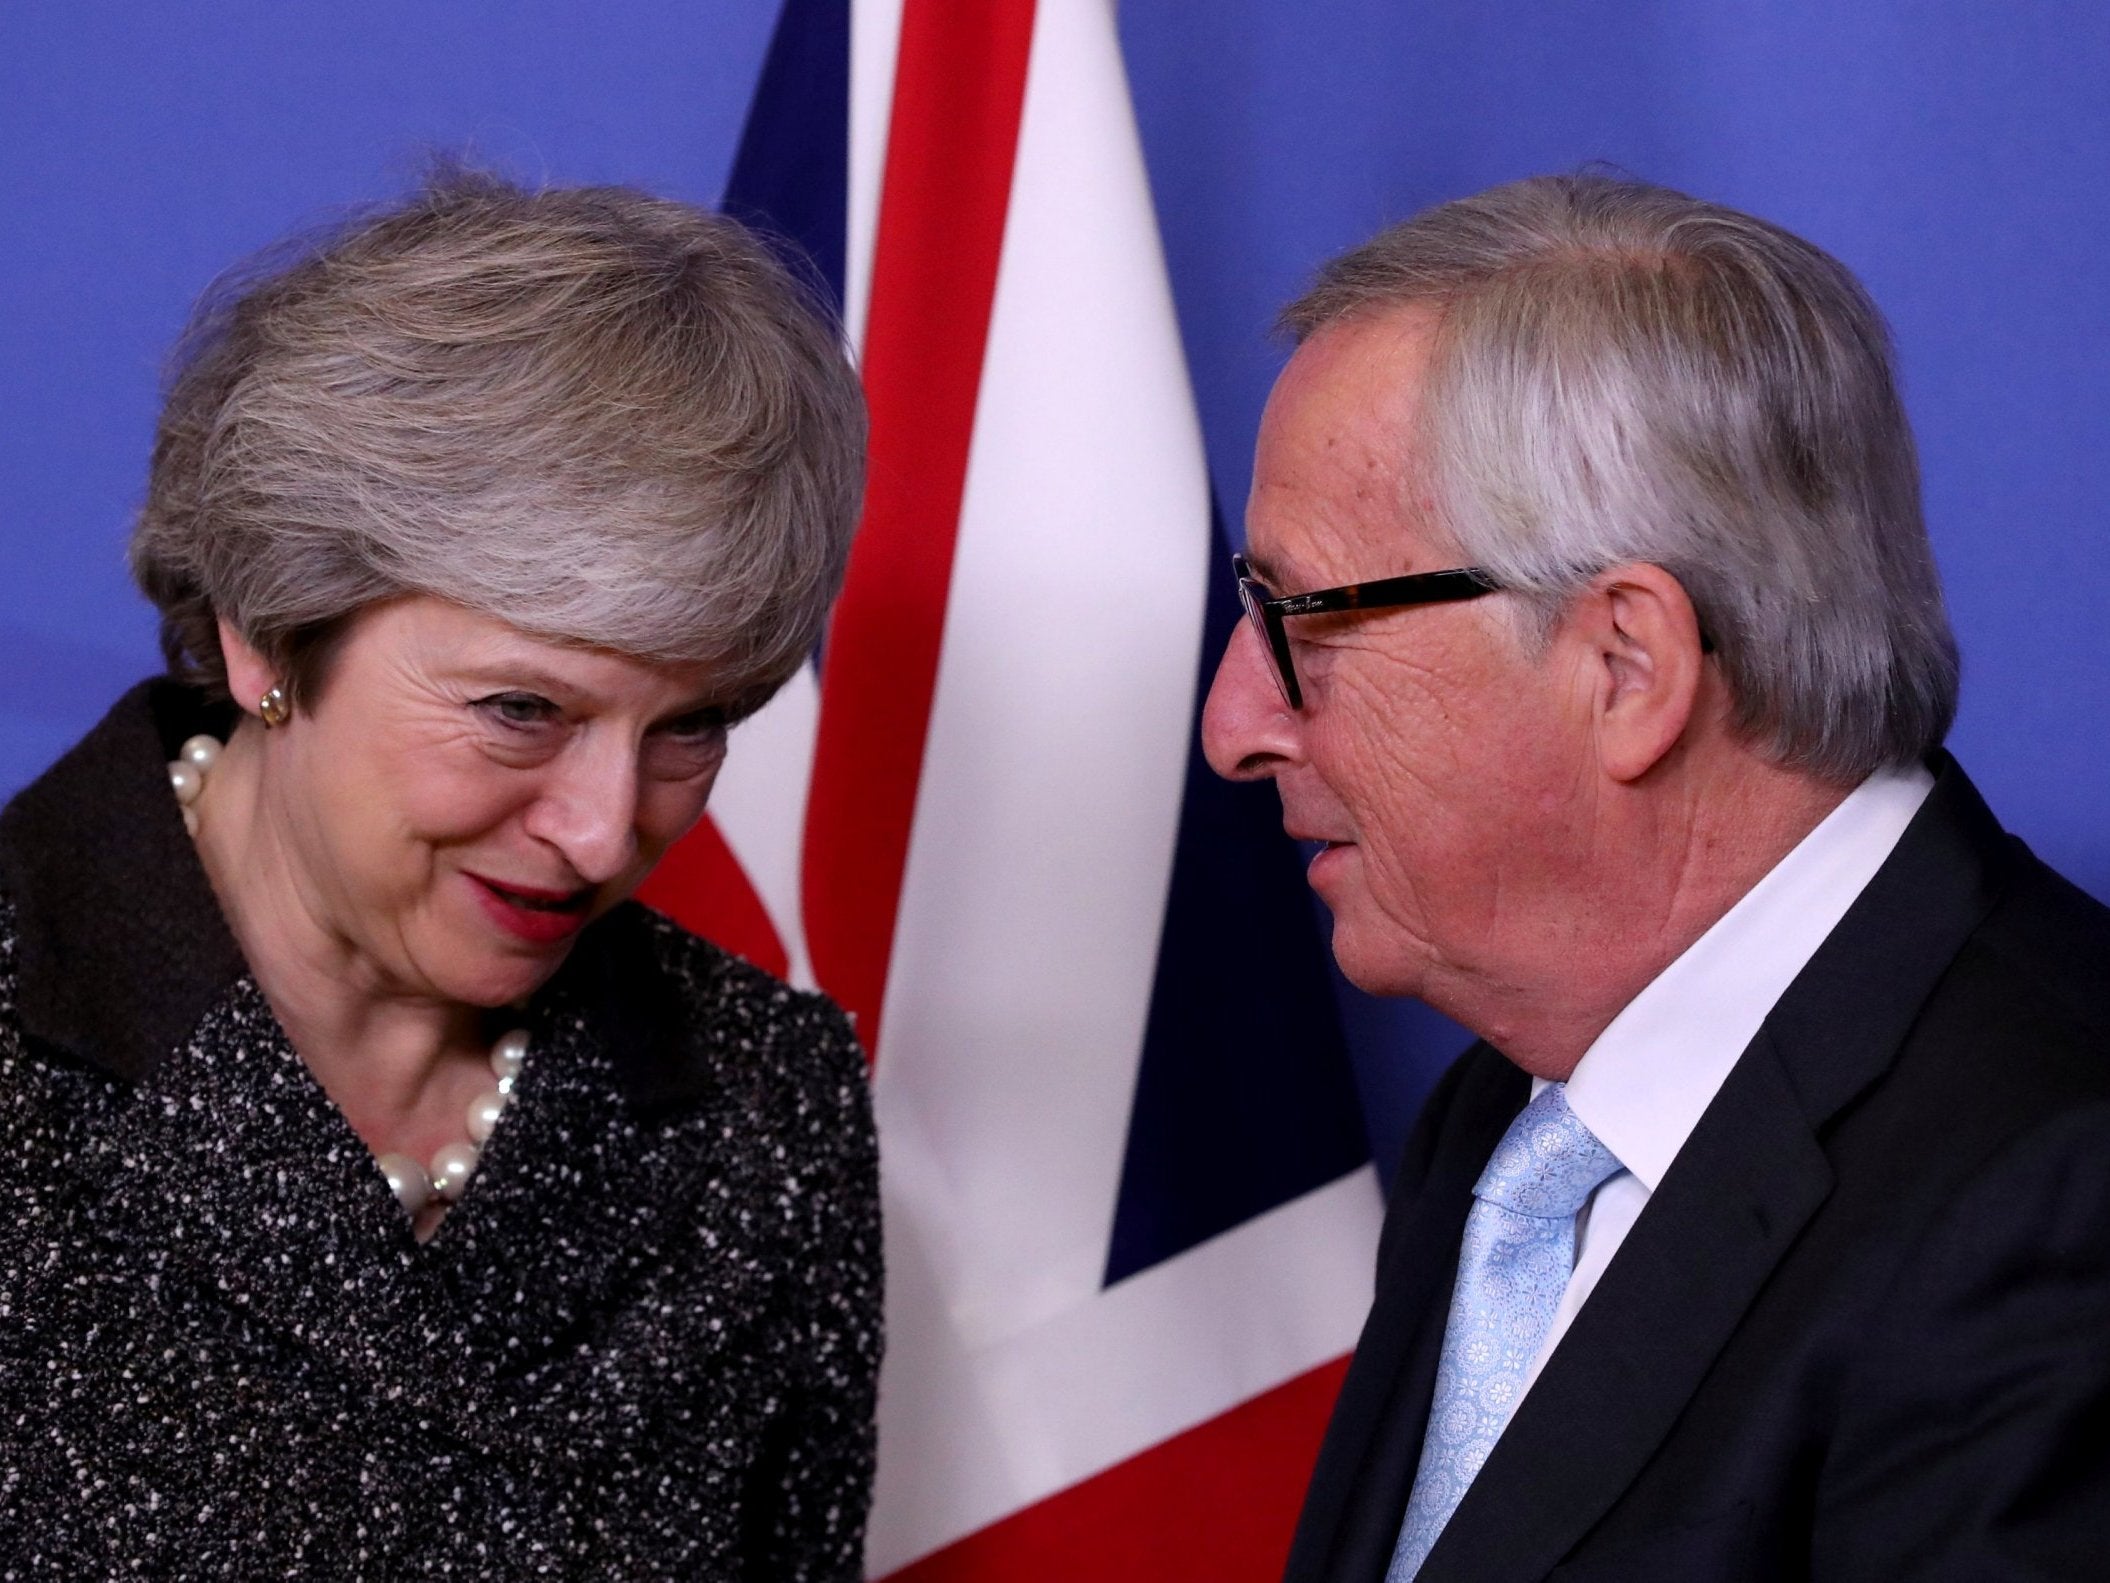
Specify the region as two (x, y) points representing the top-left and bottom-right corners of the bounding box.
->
(1232, 552), (1502, 709)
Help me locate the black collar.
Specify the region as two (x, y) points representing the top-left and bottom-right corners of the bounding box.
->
(0, 679), (706, 1112)
(0, 679), (247, 1081)
(1755, 749), (2017, 1120)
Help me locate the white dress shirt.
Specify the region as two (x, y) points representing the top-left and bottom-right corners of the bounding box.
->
(1514, 764), (1935, 1403)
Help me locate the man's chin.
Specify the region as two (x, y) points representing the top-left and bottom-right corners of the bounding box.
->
(1323, 918), (1412, 999)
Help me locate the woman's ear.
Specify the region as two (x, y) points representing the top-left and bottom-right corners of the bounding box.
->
(1572, 564), (1708, 784)
(217, 617), (278, 718)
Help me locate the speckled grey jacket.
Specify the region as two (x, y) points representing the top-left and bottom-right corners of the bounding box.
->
(0, 682), (882, 1580)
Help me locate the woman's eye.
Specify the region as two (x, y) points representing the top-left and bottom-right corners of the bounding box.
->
(477, 693), (559, 730)
(660, 706), (729, 744)
(644, 707), (730, 780)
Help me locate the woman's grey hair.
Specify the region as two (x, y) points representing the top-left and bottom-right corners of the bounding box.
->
(1282, 174), (1959, 784)
(131, 166), (866, 716)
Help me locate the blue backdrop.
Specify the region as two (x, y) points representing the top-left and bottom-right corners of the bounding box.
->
(6, 0), (2105, 1171)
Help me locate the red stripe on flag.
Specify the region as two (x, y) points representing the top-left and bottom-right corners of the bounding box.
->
(878, 1355), (1351, 1582)
(637, 815), (792, 981)
(800, 0), (1039, 1061)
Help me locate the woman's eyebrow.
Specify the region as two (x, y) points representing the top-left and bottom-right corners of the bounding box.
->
(653, 695), (729, 725)
(451, 662), (577, 696)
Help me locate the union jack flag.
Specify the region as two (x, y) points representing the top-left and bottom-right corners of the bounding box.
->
(640, 1), (1383, 1573)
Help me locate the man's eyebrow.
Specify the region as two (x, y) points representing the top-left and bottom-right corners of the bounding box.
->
(1240, 547), (1292, 589)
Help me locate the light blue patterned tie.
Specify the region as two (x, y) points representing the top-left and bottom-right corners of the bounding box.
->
(1387, 1083), (1622, 1581)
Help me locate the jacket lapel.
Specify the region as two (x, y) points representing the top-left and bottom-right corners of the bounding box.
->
(1285, 1049), (1526, 1583)
(1412, 758), (2014, 1581)
(1418, 1031), (1830, 1581)
(429, 904), (763, 1356)
(0, 680), (246, 1082)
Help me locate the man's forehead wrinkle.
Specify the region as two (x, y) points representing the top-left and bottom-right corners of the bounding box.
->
(1249, 461), (1408, 592)
(1241, 487), (1334, 592)
(1250, 316), (1451, 592)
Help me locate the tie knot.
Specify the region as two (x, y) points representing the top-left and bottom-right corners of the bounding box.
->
(1474, 1083), (1622, 1218)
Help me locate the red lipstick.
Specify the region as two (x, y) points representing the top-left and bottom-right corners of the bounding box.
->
(465, 873), (592, 944)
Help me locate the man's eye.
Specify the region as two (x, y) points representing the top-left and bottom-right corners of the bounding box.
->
(477, 693), (558, 729)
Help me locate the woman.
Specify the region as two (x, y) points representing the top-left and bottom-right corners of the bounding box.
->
(0, 171), (877, 1578)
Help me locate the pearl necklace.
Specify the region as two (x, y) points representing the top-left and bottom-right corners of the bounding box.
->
(374, 1028), (525, 1215)
(170, 731), (527, 1218)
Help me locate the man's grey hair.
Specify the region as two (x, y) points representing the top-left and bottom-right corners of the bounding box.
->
(1283, 174), (1959, 783)
(132, 166), (865, 717)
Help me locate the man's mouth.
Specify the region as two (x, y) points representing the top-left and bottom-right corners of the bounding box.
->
(1287, 829), (1352, 850)
(1289, 835), (1355, 878)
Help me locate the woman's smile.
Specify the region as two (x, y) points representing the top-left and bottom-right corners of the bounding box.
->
(462, 870), (595, 944)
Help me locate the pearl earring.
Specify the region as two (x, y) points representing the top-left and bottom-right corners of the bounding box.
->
(258, 686), (291, 728)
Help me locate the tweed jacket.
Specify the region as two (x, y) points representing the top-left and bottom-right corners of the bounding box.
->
(0, 680), (882, 1580)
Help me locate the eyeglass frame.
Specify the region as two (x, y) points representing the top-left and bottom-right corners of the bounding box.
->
(1231, 552), (1503, 709)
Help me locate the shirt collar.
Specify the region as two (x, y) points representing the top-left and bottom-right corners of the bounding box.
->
(1552, 764), (1935, 1191)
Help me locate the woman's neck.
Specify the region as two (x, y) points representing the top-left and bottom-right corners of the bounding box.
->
(188, 720), (486, 1142)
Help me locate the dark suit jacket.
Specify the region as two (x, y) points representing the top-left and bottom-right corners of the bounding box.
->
(1285, 759), (2110, 1582)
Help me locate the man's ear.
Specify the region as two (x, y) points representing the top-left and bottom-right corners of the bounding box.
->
(217, 617), (277, 718)
(1571, 564), (1708, 784)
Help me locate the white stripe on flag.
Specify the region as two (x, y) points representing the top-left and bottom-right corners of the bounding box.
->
(703, 664), (820, 987)
(846, 0), (905, 357)
(870, 1167), (1382, 1572)
(870, 0), (1207, 1355)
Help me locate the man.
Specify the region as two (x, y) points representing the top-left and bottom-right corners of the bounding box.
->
(1204, 175), (2110, 1581)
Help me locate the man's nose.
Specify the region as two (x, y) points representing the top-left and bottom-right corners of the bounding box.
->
(526, 743), (642, 885)
(1201, 619), (1299, 782)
